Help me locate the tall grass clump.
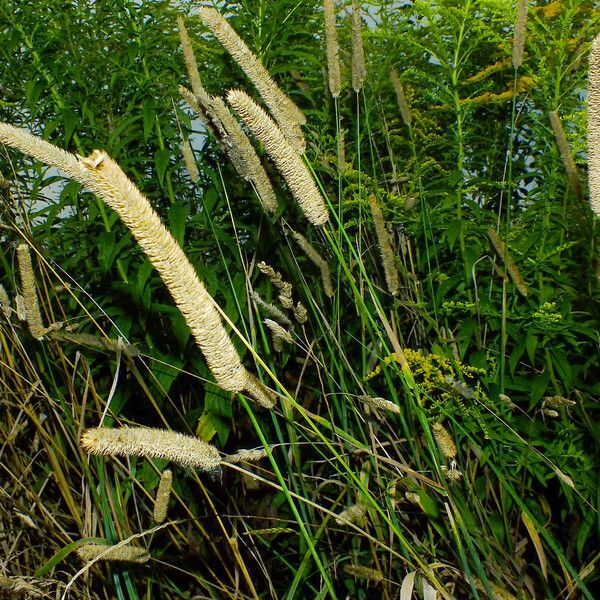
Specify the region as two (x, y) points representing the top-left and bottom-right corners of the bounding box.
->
(1, 1), (599, 598)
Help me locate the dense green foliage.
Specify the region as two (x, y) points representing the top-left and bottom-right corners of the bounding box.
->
(1, 0), (599, 598)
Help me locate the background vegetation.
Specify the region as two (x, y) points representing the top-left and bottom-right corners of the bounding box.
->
(0, 0), (599, 598)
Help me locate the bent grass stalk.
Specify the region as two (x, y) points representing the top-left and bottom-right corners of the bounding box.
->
(0, 124), (275, 407)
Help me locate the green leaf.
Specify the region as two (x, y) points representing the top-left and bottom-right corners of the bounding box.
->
(168, 201), (189, 246)
(154, 148), (171, 187)
(525, 333), (537, 365)
(35, 537), (107, 577)
(142, 98), (156, 142)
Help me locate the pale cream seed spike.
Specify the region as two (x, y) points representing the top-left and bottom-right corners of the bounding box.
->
(351, 1), (366, 92)
(251, 291), (292, 326)
(0, 283), (11, 317)
(369, 195), (399, 296)
(431, 422), (457, 459)
(291, 230), (334, 297)
(264, 319), (294, 344)
(153, 469), (173, 523)
(279, 293), (294, 310)
(390, 68), (411, 126)
(487, 228), (528, 297)
(179, 85), (225, 140)
(77, 151), (274, 408)
(76, 542), (150, 564)
(210, 95), (278, 213)
(15, 295), (26, 321)
(224, 448), (269, 464)
(81, 427), (222, 471)
(589, 34), (600, 217)
(335, 503), (365, 526)
(17, 244), (46, 340)
(181, 139), (199, 183)
(549, 111), (584, 202)
(0, 123), (86, 182)
(197, 7), (307, 130)
(323, 0), (341, 98)
(293, 301), (308, 324)
(512, 0), (529, 69)
(359, 394), (400, 414)
(177, 15), (204, 99)
(227, 90), (329, 226)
